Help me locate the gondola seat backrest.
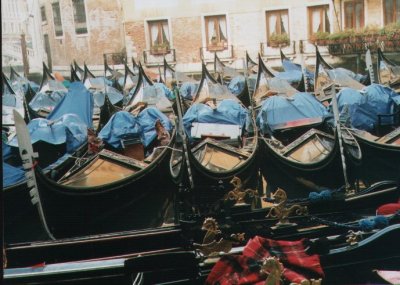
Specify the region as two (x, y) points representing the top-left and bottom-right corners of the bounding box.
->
(120, 137), (144, 161)
(191, 122), (241, 141)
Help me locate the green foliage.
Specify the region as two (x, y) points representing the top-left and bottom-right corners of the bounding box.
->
(269, 33), (290, 45)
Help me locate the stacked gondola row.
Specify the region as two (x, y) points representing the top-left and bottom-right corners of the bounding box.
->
(2, 51), (400, 285)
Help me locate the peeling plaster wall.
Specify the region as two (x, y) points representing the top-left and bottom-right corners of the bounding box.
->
(42, 0), (124, 68)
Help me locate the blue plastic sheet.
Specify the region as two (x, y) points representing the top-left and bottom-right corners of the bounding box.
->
(91, 86), (123, 108)
(282, 58), (315, 85)
(137, 107), (173, 147)
(335, 68), (368, 84)
(98, 108), (173, 148)
(275, 70), (303, 85)
(47, 82), (94, 128)
(228, 75), (245, 95)
(183, 99), (248, 140)
(154, 83), (174, 100)
(335, 84), (399, 131)
(3, 163), (26, 188)
(257, 92), (329, 133)
(29, 90), (67, 112)
(8, 114), (87, 153)
(98, 111), (143, 149)
(180, 82), (199, 100)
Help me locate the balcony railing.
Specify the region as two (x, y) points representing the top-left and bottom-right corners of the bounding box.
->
(260, 41), (296, 58)
(200, 45), (234, 62)
(143, 48), (176, 66)
(103, 52), (127, 65)
(327, 39), (400, 55)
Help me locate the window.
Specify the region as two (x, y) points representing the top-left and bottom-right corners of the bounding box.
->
(384, 0), (400, 25)
(52, 2), (63, 37)
(148, 20), (170, 54)
(72, 0), (88, 34)
(308, 5), (330, 36)
(205, 15), (228, 51)
(266, 10), (290, 47)
(41, 6), (46, 23)
(344, 0), (364, 30)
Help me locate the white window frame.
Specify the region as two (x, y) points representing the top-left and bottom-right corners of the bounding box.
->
(201, 12), (230, 50)
(144, 17), (173, 51)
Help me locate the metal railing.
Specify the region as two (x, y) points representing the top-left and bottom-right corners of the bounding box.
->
(327, 39), (400, 55)
(260, 41), (296, 57)
(200, 45), (234, 62)
(143, 48), (176, 66)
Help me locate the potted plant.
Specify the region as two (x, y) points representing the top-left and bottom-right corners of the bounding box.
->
(310, 31), (330, 46)
(269, 33), (290, 48)
(208, 37), (227, 51)
(151, 42), (170, 55)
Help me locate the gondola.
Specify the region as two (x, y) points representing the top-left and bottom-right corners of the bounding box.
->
(30, 64), (177, 238)
(255, 54), (362, 198)
(171, 62), (259, 216)
(377, 48), (400, 92)
(4, 214), (399, 285)
(314, 47), (365, 103)
(350, 127), (400, 185)
(104, 56), (124, 90)
(200, 224), (400, 285)
(214, 53), (250, 107)
(2, 71), (25, 126)
(70, 64), (81, 82)
(132, 57), (139, 74)
(28, 62), (68, 118)
(280, 49), (309, 92)
(4, 82), (93, 243)
(73, 60), (84, 81)
(122, 61), (139, 103)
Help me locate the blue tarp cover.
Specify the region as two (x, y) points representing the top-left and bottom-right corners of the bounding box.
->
(257, 92), (329, 132)
(183, 99), (248, 140)
(91, 86), (123, 108)
(8, 114), (87, 153)
(335, 68), (368, 84)
(47, 82), (94, 128)
(336, 84), (399, 131)
(180, 82), (199, 100)
(98, 108), (172, 148)
(275, 70), (303, 85)
(29, 90), (66, 112)
(137, 107), (173, 147)
(3, 163), (25, 188)
(98, 111), (143, 149)
(154, 83), (174, 100)
(228, 75), (245, 95)
(11, 78), (39, 94)
(282, 58), (315, 85)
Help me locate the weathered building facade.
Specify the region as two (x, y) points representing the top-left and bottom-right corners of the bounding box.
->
(38, 0), (399, 74)
(39, 0), (125, 73)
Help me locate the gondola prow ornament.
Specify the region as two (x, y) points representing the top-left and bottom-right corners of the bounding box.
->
(13, 110), (55, 240)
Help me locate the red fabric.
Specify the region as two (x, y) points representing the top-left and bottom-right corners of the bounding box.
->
(205, 255), (265, 285)
(206, 237), (324, 285)
(377, 200), (400, 215)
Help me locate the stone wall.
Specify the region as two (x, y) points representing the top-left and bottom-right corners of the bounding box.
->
(41, 0), (124, 69)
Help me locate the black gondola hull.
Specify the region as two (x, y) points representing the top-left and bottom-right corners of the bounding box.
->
(353, 133), (400, 184)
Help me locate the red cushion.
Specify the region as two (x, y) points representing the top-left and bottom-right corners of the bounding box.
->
(377, 200), (400, 215)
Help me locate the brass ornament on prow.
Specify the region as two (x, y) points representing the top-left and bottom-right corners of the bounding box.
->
(266, 188), (308, 227)
(346, 230), (363, 246)
(224, 176), (258, 206)
(193, 217), (245, 257)
(260, 256), (283, 285)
